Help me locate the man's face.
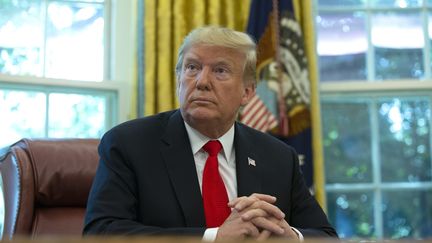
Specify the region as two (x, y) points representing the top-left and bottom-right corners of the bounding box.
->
(178, 44), (254, 132)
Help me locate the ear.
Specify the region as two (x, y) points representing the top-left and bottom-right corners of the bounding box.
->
(176, 74), (181, 97)
(240, 83), (256, 106)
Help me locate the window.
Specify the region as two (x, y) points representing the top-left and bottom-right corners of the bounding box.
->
(316, 0), (432, 239)
(0, 0), (136, 147)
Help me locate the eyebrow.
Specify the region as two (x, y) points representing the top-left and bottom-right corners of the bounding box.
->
(183, 56), (235, 68)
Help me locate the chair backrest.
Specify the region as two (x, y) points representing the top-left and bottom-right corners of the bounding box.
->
(0, 138), (99, 239)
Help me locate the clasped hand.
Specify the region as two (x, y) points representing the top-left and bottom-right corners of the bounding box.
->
(216, 193), (299, 241)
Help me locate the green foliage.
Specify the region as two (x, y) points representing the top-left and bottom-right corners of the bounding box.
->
(322, 101), (372, 183)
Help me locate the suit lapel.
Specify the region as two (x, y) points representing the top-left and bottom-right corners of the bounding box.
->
(234, 123), (262, 197)
(160, 110), (205, 227)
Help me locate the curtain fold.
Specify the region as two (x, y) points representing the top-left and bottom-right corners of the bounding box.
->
(293, 0), (327, 210)
(143, 0), (251, 116)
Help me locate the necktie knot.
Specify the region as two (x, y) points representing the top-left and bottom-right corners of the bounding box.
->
(203, 140), (222, 157)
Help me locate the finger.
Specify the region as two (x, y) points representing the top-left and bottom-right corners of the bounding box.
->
(228, 193), (276, 207)
(279, 218), (291, 228)
(229, 194), (277, 210)
(277, 219), (299, 238)
(236, 222), (260, 238)
(250, 217), (285, 235)
(241, 208), (268, 221)
(245, 200), (285, 219)
(233, 196), (259, 211)
(250, 193), (277, 203)
(228, 196), (248, 207)
(229, 196), (257, 209)
(257, 229), (272, 241)
(285, 228), (299, 238)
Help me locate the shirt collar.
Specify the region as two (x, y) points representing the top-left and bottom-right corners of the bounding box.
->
(184, 122), (235, 163)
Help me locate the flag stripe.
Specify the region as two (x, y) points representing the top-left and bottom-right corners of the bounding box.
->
(245, 103), (266, 126)
(250, 108), (268, 128)
(241, 95), (261, 121)
(241, 96), (265, 124)
(256, 114), (270, 131)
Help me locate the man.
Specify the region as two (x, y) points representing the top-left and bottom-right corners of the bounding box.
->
(84, 26), (337, 241)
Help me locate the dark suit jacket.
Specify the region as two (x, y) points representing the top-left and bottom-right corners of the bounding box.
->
(84, 109), (337, 237)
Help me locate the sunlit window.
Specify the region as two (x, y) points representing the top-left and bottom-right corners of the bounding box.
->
(0, 0), (105, 80)
(316, 0), (432, 239)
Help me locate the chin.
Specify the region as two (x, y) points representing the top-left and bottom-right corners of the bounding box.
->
(185, 108), (217, 122)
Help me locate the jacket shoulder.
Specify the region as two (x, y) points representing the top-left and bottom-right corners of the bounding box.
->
(235, 122), (296, 153)
(102, 110), (177, 141)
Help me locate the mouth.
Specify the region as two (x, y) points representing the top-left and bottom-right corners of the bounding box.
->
(191, 97), (214, 105)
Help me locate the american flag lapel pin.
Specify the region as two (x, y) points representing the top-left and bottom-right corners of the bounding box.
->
(248, 157), (256, 167)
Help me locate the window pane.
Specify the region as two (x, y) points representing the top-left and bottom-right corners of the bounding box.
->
(322, 101), (373, 183)
(378, 98), (431, 182)
(318, 0), (366, 7)
(372, 11), (424, 80)
(48, 93), (106, 138)
(371, 0), (423, 7)
(327, 191), (375, 238)
(45, 2), (104, 81)
(0, 0), (43, 76)
(0, 89), (46, 148)
(382, 190), (432, 239)
(429, 12), (432, 71)
(317, 12), (367, 81)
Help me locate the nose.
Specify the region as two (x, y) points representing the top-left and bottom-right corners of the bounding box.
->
(195, 66), (211, 90)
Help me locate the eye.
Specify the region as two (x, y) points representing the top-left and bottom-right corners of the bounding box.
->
(214, 67), (228, 74)
(213, 66), (231, 80)
(184, 63), (201, 76)
(186, 63), (199, 71)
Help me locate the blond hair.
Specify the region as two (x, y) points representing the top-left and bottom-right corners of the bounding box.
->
(175, 26), (257, 85)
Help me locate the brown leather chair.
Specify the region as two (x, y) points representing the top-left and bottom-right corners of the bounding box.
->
(0, 138), (99, 239)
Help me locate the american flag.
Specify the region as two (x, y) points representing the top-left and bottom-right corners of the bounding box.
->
(239, 94), (278, 133)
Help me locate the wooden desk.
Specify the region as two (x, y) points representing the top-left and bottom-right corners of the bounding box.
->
(2, 237), (432, 243)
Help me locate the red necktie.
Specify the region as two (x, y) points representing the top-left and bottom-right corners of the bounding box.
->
(202, 140), (231, 227)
